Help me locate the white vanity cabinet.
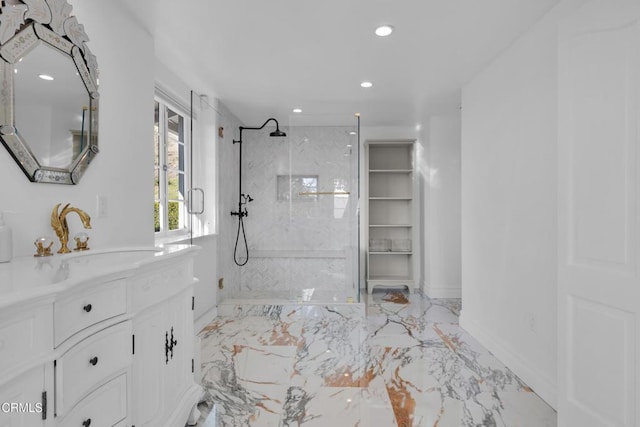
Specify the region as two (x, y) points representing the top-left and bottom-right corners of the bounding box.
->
(0, 245), (200, 427)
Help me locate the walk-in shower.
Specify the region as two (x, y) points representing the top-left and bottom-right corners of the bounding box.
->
(226, 114), (360, 304)
(231, 118), (287, 266)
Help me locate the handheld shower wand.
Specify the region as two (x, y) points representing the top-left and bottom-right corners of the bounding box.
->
(231, 118), (286, 266)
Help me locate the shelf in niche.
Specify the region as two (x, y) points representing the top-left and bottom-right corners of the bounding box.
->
(369, 251), (413, 255)
(366, 140), (416, 294)
(368, 275), (413, 282)
(369, 169), (413, 174)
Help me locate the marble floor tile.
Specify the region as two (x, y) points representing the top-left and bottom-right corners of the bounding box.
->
(195, 290), (555, 427)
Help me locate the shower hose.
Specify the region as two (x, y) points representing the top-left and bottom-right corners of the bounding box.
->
(233, 215), (249, 266)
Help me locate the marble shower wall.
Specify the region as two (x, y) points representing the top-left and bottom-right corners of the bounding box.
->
(239, 125), (359, 297)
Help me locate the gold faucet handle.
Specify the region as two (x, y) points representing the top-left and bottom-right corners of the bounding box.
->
(73, 232), (90, 251)
(34, 237), (54, 257)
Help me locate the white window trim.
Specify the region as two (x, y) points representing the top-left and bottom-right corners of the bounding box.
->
(154, 89), (192, 242)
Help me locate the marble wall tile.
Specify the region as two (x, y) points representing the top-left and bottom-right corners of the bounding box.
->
(236, 125), (358, 297)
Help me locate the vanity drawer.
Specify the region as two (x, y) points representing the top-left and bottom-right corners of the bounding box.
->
(58, 373), (127, 427)
(54, 279), (127, 346)
(0, 303), (52, 380)
(56, 321), (132, 416)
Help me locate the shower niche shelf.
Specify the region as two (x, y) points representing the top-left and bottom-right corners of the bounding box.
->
(365, 140), (418, 294)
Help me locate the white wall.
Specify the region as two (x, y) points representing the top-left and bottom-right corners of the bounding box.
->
(460, 0), (583, 408)
(425, 114), (461, 298)
(0, 1), (155, 258)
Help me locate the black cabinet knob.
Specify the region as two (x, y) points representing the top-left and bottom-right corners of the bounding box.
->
(82, 418), (91, 427)
(83, 304), (92, 312)
(89, 356), (98, 366)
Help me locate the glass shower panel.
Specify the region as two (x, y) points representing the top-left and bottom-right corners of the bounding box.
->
(238, 115), (360, 303)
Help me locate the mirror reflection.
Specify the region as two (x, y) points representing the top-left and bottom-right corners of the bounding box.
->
(0, 0), (99, 184)
(14, 42), (91, 169)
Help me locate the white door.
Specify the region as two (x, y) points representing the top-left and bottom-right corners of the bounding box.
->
(558, 1), (640, 426)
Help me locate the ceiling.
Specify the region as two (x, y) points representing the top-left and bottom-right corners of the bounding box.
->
(121, 0), (560, 127)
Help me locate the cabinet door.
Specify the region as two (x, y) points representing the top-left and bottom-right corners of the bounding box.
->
(132, 289), (195, 427)
(0, 366), (47, 426)
(132, 306), (167, 427)
(163, 290), (194, 410)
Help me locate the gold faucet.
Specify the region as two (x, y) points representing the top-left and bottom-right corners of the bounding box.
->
(51, 203), (92, 254)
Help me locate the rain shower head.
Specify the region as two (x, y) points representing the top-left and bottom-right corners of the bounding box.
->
(270, 128), (287, 137)
(235, 117), (287, 143)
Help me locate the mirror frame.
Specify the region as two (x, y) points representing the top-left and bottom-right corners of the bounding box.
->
(0, 0), (99, 184)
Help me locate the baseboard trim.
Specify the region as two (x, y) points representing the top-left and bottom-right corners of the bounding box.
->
(459, 311), (557, 410)
(422, 282), (461, 298)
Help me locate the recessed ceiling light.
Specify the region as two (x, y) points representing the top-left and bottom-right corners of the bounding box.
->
(348, 131), (357, 135)
(292, 108), (302, 113)
(360, 81), (373, 88)
(38, 74), (54, 81)
(375, 25), (394, 37)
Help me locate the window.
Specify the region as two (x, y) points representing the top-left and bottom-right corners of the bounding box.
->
(154, 97), (190, 236)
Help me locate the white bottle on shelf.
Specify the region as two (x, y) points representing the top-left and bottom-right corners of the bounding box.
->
(0, 212), (12, 263)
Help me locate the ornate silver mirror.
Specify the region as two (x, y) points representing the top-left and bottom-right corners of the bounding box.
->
(0, 0), (98, 184)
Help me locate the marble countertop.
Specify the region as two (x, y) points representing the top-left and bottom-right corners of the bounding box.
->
(0, 244), (198, 309)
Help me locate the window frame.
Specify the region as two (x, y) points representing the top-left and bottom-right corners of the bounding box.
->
(154, 91), (191, 240)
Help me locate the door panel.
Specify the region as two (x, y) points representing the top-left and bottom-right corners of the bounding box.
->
(566, 11), (637, 273)
(558, 1), (640, 426)
(567, 296), (634, 424)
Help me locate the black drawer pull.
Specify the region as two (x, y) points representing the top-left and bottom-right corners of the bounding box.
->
(83, 304), (92, 312)
(89, 357), (98, 366)
(82, 418), (91, 427)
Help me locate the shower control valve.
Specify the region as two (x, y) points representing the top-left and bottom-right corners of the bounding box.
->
(230, 208), (248, 218)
